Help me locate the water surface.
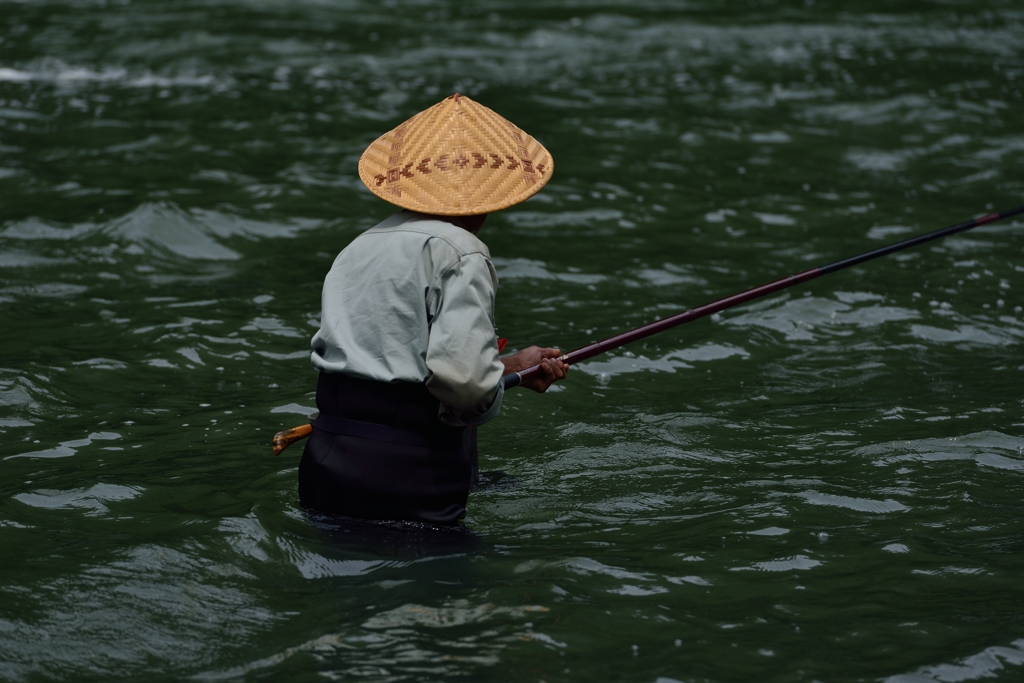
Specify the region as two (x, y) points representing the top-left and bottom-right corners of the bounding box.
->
(2, 1), (1024, 681)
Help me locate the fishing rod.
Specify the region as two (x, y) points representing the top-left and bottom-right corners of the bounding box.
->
(501, 204), (1024, 388)
(272, 204), (1023, 455)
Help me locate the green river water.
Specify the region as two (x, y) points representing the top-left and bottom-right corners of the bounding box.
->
(2, 1), (1024, 681)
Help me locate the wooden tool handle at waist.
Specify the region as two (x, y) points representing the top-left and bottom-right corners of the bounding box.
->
(272, 423), (312, 455)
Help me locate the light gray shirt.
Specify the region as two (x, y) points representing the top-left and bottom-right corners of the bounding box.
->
(311, 211), (504, 426)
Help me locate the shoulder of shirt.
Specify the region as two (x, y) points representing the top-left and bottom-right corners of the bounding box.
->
(361, 212), (491, 259)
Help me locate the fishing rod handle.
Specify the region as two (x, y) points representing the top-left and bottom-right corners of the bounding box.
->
(502, 354), (570, 389)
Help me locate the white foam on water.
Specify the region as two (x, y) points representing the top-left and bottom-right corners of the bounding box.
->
(884, 639), (1024, 683)
(13, 482), (140, 516)
(5, 432), (121, 461)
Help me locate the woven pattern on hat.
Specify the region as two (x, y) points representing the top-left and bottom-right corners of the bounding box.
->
(358, 93), (553, 216)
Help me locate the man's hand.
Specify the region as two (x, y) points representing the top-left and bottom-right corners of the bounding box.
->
(500, 346), (569, 393)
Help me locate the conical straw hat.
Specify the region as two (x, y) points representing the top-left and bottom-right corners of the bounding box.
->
(358, 94), (553, 216)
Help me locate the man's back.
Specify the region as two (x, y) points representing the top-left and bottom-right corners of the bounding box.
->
(312, 211), (503, 423)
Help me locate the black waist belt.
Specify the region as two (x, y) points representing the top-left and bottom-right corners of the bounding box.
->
(311, 412), (436, 448)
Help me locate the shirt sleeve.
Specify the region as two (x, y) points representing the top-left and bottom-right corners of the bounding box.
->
(425, 252), (504, 426)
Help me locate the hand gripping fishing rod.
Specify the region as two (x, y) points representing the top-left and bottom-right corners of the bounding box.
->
(502, 204), (1024, 389)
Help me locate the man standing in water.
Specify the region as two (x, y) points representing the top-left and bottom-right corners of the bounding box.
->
(299, 94), (568, 525)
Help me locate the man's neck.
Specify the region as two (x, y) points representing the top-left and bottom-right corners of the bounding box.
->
(411, 211), (489, 235)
